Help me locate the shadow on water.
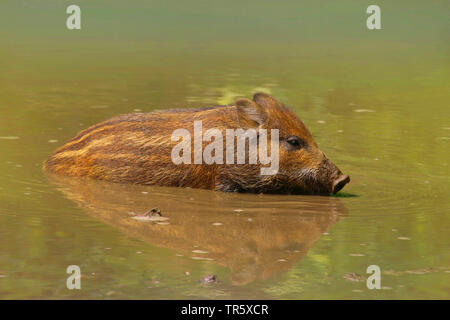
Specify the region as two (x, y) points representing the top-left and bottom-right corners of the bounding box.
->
(47, 174), (348, 286)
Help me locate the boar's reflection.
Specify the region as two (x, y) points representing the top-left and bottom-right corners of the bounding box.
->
(49, 175), (347, 285)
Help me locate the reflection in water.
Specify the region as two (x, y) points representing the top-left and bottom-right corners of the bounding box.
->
(48, 174), (348, 285)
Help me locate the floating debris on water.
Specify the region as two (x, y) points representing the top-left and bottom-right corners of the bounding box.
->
(233, 209), (243, 212)
(349, 253), (365, 257)
(353, 109), (375, 113)
(48, 139), (58, 143)
(146, 208), (162, 216)
(132, 215), (168, 222)
(192, 250), (209, 254)
(0, 136), (20, 140)
(397, 237), (411, 240)
(317, 120), (326, 124)
(212, 222), (223, 226)
(343, 272), (365, 282)
(199, 274), (218, 284)
(132, 208), (169, 222)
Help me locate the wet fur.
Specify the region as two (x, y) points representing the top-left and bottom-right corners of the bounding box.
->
(44, 93), (342, 194)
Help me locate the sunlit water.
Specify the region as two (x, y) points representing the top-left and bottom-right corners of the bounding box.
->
(0, 0), (449, 299)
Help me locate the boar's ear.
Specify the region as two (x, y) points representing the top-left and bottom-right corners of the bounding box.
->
(235, 98), (268, 127)
(253, 92), (282, 109)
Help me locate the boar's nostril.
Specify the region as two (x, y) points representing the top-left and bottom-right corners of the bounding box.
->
(332, 175), (350, 194)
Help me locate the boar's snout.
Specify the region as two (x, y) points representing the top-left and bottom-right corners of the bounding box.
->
(317, 156), (350, 194)
(332, 174), (350, 194)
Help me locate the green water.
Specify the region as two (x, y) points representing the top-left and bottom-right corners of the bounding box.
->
(0, 0), (449, 299)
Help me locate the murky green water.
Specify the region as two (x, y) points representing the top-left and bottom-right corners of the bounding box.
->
(0, 0), (449, 299)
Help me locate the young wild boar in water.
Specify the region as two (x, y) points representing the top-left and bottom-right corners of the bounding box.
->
(44, 93), (350, 195)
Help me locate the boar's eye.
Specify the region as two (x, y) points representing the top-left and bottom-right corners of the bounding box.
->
(285, 136), (304, 150)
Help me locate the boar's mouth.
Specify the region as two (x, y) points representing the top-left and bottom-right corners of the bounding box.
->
(287, 177), (333, 196)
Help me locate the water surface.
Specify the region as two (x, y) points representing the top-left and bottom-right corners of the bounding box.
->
(0, 0), (449, 299)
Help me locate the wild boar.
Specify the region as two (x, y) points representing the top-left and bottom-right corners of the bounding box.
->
(44, 93), (349, 194)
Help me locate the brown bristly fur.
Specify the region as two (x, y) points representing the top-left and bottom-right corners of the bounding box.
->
(44, 93), (346, 194)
